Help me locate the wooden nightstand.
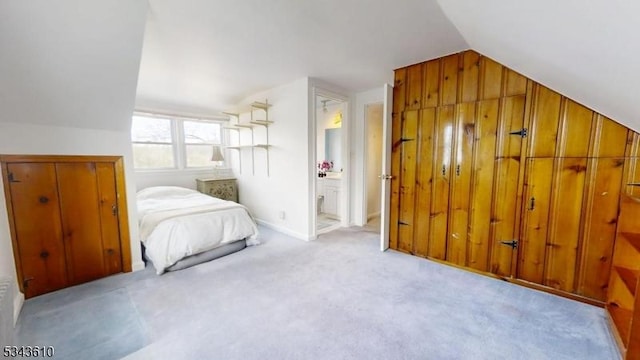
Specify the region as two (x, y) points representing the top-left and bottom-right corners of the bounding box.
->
(196, 178), (238, 202)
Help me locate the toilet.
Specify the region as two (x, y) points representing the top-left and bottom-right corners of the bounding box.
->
(317, 195), (324, 214)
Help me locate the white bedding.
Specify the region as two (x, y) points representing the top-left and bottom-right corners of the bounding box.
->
(137, 186), (259, 274)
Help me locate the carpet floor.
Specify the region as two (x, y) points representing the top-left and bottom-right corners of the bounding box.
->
(14, 225), (619, 359)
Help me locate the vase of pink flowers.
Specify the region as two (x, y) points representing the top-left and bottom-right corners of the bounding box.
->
(318, 160), (333, 177)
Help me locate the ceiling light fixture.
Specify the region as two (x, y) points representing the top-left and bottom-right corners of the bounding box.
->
(321, 99), (329, 113)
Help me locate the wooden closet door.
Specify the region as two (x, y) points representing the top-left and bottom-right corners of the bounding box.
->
(413, 108), (436, 257)
(397, 110), (419, 253)
(519, 157), (590, 293)
(446, 103), (476, 266)
(56, 162), (107, 285)
(389, 113), (403, 250)
(428, 105), (455, 259)
(96, 163), (123, 275)
(467, 99), (500, 272)
(543, 157), (588, 292)
(517, 151), (631, 302)
(577, 158), (624, 300)
(488, 95), (526, 276)
(519, 158), (554, 284)
(7, 163), (67, 298)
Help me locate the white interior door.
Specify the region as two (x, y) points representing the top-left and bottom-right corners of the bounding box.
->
(380, 83), (393, 251)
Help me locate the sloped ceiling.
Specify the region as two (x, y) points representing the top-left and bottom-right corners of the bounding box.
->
(6, 1), (633, 136)
(135, 0), (468, 115)
(437, 0), (640, 133)
(0, 0), (147, 131)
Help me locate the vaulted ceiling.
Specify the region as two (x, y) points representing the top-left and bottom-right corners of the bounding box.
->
(134, 0), (468, 115)
(438, 0), (640, 134)
(0, 0), (147, 131)
(2, 1), (639, 133)
(137, 0), (640, 132)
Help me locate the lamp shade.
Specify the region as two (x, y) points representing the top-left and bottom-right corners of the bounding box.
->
(210, 145), (224, 162)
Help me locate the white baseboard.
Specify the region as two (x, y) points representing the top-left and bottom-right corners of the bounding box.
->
(132, 260), (146, 272)
(13, 291), (23, 327)
(255, 219), (313, 241)
(317, 223), (342, 235)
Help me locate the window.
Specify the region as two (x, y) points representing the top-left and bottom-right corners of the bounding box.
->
(131, 113), (223, 170)
(131, 115), (175, 169)
(183, 120), (222, 167)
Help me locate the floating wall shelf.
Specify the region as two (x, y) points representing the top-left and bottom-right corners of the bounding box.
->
(222, 99), (272, 176)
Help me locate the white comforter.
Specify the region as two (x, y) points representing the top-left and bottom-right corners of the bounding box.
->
(137, 186), (259, 274)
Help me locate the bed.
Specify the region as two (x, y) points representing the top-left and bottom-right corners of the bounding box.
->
(136, 186), (259, 274)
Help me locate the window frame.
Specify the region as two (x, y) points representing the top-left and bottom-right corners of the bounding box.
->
(131, 111), (226, 172)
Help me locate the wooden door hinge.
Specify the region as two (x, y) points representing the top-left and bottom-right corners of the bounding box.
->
(499, 240), (518, 249)
(509, 128), (528, 138)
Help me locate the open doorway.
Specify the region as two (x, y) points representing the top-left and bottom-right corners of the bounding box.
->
(315, 94), (347, 234)
(353, 84), (392, 249)
(363, 103), (384, 233)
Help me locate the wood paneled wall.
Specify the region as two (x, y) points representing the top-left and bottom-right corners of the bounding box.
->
(391, 50), (640, 303)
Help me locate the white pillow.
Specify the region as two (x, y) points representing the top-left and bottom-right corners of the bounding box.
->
(136, 186), (198, 201)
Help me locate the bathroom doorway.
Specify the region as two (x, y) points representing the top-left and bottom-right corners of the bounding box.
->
(315, 94), (347, 234)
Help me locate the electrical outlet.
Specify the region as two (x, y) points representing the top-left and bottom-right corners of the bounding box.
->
(278, 211), (285, 220)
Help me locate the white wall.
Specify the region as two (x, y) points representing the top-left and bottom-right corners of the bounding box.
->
(366, 104), (383, 218)
(135, 168), (231, 190)
(229, 78), (312, 239)
(0, 0), (147, 132)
